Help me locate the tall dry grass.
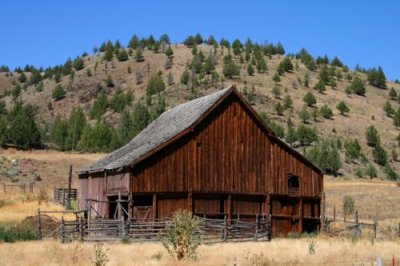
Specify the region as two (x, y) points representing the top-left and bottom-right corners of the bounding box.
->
(0, 237), (399, 266)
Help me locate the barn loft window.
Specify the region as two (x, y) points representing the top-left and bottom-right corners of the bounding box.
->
(288, 174), (299, 195)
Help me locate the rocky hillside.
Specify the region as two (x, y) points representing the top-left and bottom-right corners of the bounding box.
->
(0, 37), (399, 179)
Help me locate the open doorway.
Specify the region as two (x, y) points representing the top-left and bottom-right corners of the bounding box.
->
(108, 195), (129, 220)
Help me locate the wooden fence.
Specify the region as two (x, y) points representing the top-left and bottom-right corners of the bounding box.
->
(323, 210), (378, 238)
(2, 182), (34, 193)
(53, 187), (77, 208)
(37, 211), (271, 243)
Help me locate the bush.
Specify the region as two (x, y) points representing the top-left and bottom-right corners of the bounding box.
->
(223, 57), (240, 78)
(348, 76), (366, 96)
(343, 195), (355, 221)
(336, 101), (350, 115)
(344, 139), (362, 161)
(373, 144), (388, 166)
(52, 85), (66, 101)
(0, 222), (38, 242)
(384, 164), (399, 180)
(320, 105), (333, 119)
(147, 73), (165, 96)
(365, 125), (380, 147)
(162, 210), (200, 260)
(117, 49), (129, 61)
(299, 105), (311, 123)
(306, 139), (341, 175)
(296, 125), (317, 146)
(303, 92), (316, 107)
(365, 164), (377, 178)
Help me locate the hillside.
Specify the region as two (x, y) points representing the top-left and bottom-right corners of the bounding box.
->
(0, 37), (399, 179)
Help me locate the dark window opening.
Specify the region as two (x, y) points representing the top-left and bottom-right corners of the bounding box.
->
(108, 195), (129, 220)
(288, 174), (299, 189)
(133, 195), (153, 206)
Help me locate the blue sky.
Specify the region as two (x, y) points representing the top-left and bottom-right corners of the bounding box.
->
(0, 0), (398, 80)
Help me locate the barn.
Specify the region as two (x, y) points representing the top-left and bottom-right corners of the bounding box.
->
(78, 86), (324, 237)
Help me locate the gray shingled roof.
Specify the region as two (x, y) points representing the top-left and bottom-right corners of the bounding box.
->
(81, 86), (232, 173)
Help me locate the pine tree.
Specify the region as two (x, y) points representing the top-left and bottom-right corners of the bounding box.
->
(306, 139), (341, 175)
(373, 144), (388, 166)
(383, 100), (395, 117)
(286, 118), (297, 146)
(314, 79), (326, 94)
(349, 76), (366, 96)
(90, 91), (108, 120)
(304, 73), (310, 87)
(165, 45), (174, 58)
(272, 72), (281, 83)
(128, 34), (139, 49)
(180, 69), (190, 85)
(146, 73), (166, 96)
(222, 57), (240, 78)
(336, 101), (350, 115)
(117, 49), (129, 61)
(389, 87), (398, 100)
(365, 125), (380, 147)
(52, 85), (66, 101)
(296, 124), (317, 146)
(135, 47), (145, 62)
(303, 91), (316, 107)
(18, 72), (27, 83)
(6, 102), (42, 148)
(394, 108), (400, 127)
(275, 102), (284, 115)
(73, 57), (85, 70)
(299, 105), (311, 123)
(320, 105), (333, 119)
(272, 84), (281, 99)
(247, 64), (254, 76)
(283, 95), (293, 109)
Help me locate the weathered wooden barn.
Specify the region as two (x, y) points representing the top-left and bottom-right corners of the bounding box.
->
(78, 86), (324, 236)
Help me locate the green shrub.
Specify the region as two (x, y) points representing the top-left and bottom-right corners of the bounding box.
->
(343, 195), (355, 221)
(306, 139), (341, 175)
(162, 210), (200, 260)
(320, 105), (333, 119)
(365, 125), (380, 147)
(0, 222), (38, 242)
(365, 164), (377, 179)
(373, 144), (387, 166)
(52, 85), (66, 101)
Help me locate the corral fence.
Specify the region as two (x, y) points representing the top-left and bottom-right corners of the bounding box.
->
(2, 182), (34, 193)
(322, 210), (378, 239)
(53, 187), (77, 209)
(37, 209), (271, 243)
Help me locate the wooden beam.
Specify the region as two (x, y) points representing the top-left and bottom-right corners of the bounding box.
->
(188, 190), (193, 213)
(227, 194), (232, 223)
(299, 197), (303, 236)
(152, 193), (157, 221)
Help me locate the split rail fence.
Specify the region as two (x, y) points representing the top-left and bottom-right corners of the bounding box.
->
(37, 210), (271, 243)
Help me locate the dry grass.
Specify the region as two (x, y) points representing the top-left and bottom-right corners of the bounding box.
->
(0, 237), (399, 265)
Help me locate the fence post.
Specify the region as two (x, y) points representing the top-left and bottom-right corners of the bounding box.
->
(67, 165), (72, 209)
(354, 210), (360, 237)
(373, 221), (377, 239)
(3, 183), (6, 193)
(268, 214), (272, 240)
(60, 216), (65, 243)
(398, 223), (400, 238)
(254, 214), (259, 241)
(223, 215), (227, 242)
(37, 208), (42, 240)
(80, 217), (84, 241)
(333, 205), (336, 222)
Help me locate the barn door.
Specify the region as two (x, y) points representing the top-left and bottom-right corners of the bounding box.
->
(132, 195), (153, 222)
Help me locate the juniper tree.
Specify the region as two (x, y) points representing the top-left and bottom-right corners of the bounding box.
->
(52, 85), (66, 101)
(303, 91), (316, 107)
(247, 64), (254, 76)
(299, 105), (311, 123)
(393, 108), (400, 127)
(320, 105), (333, 119)
(349, 76), (366, 96)
(135, 47), (144, 62)
(275, 102), (284, 115)
(365, 125), (380, 147)
(383, 100), (395, 117)
(389, 87), (398, 100)
(283, 95), (293, 109)
(336, 101), (350, 115)
(117, 49), (129, 61)
(73, 57), (85, 70)
(146, 73), (166, 96)
(314, 79), (326, 94)
(272, 84), (281, 99)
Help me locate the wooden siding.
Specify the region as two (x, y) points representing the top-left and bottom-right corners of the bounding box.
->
(106, 171), (129, 195)
(79, 91), (323, 235)
(131, 94), (323, 197)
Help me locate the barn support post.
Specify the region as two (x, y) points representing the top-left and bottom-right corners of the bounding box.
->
(37, 208), (42, 240)
(152, 193), (157, 221)
(227, 194), (232, 223)
(67, 165), (72, 209)
(298, 197), (303, 236)
(187, 190), (193, 213)
(321, 192), (326, 230)
(117, 192), (122, 220)
(254, 214), (259, 241)
(223, 215), (227, 242)
(268, 214), (272, 240)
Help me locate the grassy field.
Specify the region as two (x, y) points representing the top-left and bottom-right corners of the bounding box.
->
(0, 238), (400, 266)
(1, 150), (400, 265)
